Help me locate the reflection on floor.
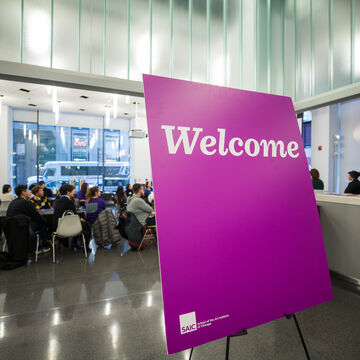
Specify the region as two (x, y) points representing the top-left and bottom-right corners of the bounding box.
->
(0, 245), (359, 360)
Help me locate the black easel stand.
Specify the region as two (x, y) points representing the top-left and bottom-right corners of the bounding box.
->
(188, 328), (248, 360)
(188, 313), (311, 360)
(285, 313), (311, 360)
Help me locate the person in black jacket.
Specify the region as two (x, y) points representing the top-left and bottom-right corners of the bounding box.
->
(39, 181), (53, 198)
(53, 183), (91, 247)
(344, 170), (360, 194)
(6, 185), (50, 253)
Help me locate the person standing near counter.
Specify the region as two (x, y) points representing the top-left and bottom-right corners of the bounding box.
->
(310, 169), (324, 190)
(344, 171), (360, 194)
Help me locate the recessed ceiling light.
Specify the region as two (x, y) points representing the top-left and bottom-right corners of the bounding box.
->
(79, 108), (85, 111)
(124, 113), (129, 115)
(80, 95), (89, 99)
(20, 88), (30, 93)
(28, 103), (37, 107)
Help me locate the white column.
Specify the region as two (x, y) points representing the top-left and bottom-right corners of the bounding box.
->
(129, 116), (152, 184)
(0, 104), (12, 188)
(311, 104), (338, 192)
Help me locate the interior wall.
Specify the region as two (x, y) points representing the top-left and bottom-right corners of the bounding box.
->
(340, 98), (360, 192)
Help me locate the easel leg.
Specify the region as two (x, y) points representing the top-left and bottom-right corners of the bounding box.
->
(286, 314), (311, 360)
(225, 336), (230, 360)
(189, 347), (193, 360)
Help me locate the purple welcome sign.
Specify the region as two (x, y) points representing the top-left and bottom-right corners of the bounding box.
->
(143, 75), (333, 355)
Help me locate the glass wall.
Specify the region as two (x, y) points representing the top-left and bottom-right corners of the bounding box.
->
(0, 0), (359, 101)
(13, 113), (130, 193)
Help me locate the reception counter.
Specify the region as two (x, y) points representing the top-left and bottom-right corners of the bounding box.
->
(315, 191), (360, 285)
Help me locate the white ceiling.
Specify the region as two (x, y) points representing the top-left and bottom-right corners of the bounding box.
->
(0, 79), (146, 118)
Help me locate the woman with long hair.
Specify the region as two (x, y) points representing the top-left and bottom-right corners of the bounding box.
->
(344, 170), (360, 194)
(115, 185), (127, 210)
(310, 169), (324, 190)
(86, 186), (106, 224)
(77, 182), (88, 206)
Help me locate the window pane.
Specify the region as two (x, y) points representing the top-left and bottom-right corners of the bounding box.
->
(13, 121), (38, 187)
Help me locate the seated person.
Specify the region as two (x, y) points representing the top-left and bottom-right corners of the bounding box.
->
(77, 182), (88, 207)
(127, 183), (156, 227)
(145, 181), (153, 196)
(53, 183), (91, 246)
(30, 185), (51, 210)
(115, 185), (127, 211)
(310, 169), (324, 190)
(86, 186), (106, 225)
(126, 184), (133, 198)
(344, 170), (360, 194)
(39, 181), (53, 198)
(0, 184), (14, 202)
(6, 185), (50, 253)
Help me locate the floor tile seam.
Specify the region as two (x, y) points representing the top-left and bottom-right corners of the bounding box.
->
(0, 288), (162, 320)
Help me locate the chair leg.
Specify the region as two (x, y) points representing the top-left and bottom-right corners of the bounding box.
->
(52, 234), (56, 263)
(2, 237), (6, 252)
(138, 236), (145, 252)
(35, 234), (39, 263)
(82, 233), (87, 258)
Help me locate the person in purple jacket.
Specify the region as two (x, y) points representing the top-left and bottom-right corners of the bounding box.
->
(86, 186), (106, 224)
(77, 182), (88, 207)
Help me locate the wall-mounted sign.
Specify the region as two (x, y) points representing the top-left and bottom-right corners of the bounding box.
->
(143, 75), (333, 355)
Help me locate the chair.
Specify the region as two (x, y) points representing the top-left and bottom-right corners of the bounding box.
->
(51, 210), (87, 263)
(138, 225), (157, 252)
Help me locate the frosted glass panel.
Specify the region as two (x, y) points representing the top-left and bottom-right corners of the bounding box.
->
(105, 0), (127, 78)
(296, 0), (311, 100)
(284, 0), (295, 99)
(333, 0), (351, 89)
(23, 0), (51, 67)
(241, 0), (256, 91)
(192, 0), (207, 83)
(257, 0), (269, 93)
(0, 0), (21, 62)
(227, 0), (241, 88)
(355, 0), (360, 83)
(152, 0), (170, 77)
(130, 0), (149, 80)
(53, 0), (79, 71)
(79, 0), (104, 75)
(270, 0), (283, 95)
(173, 0), (189, 80)
(313, 0), (329, 95)
(210, 0), (224, 85)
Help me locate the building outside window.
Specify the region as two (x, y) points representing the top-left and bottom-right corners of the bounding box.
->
(13, 115), (130, 193)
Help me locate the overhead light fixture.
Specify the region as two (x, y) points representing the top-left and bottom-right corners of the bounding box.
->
(28, 103), (37, 107)
(125, 95), (130, 104)
(79, 108), (85, 112)
(80, 95), (89, 99)
(113, 94), (118, 118)
(19, 88), (30, 93)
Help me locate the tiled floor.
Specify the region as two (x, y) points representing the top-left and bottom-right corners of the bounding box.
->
(0, 244), (359, 360)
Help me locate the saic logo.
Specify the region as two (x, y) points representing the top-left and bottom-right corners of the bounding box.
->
(179, 312), (197, 335)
